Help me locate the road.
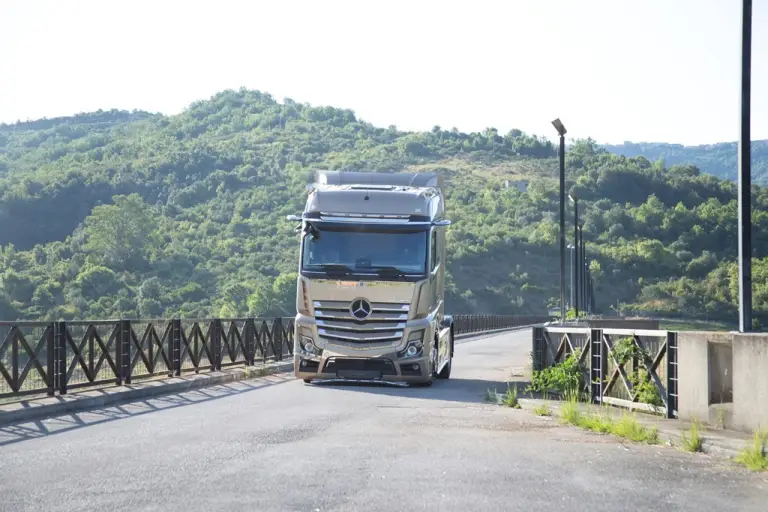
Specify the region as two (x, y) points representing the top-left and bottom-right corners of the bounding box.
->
(0, 329), (766, 511)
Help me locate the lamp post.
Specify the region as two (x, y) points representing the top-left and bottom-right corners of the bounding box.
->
(567, 244), (576, 311)
(738, 0), (753, 332)
(552, 118), (567, 322)
(569, 193), (579, 317)
(578, 223), (585, 314)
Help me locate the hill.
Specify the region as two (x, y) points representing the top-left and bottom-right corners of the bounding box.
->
(1, 88), (767, 327)
(603, 140), (768, 185)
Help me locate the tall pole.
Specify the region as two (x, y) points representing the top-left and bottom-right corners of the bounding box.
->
(573, 196), (579, 317)
(578, 226), (585, 312)
(569, 247), (575, 311)
(738, 0), (753, 332)
(559, 134), (566, 322)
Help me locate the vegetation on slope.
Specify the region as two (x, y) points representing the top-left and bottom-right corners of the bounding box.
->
(604, 140), (768, 185)
(0, 88), (767, 326)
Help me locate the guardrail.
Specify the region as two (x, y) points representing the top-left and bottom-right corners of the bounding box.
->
(453, 315), (552, 335)
(533, 325), (677, 419)
(0, 318), (294, 400)
(0, 314), (538, 400)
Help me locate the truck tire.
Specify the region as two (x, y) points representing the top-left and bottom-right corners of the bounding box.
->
(437, 331), (453, 379)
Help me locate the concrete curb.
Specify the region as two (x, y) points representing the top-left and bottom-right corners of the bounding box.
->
(0, 361), (294, 427)
(513, 398), (752, 461)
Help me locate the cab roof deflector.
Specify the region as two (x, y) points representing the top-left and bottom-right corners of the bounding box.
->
(315, 171), (443, 191)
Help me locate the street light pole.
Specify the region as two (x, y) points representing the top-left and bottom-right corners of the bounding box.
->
(568, 245), (575, 311)
(578, 224), (585, 312)
(738, 0), (753, 332)
(552, 119), (567, 322)
(570, 194), (579, 317)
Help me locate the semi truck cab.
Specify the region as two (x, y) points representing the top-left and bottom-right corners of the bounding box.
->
(286, 170), (453, 386)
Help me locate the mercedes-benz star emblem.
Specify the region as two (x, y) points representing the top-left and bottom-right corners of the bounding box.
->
(350, 298), (372, 320)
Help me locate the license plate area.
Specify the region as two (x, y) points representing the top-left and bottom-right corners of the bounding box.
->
(337, 369), (382, 380)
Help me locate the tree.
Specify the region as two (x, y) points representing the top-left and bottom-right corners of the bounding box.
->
(84, 194), (158, 269)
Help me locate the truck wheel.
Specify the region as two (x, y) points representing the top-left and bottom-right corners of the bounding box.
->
(303, 379), (313, 384)
(437, 331), (453, 379)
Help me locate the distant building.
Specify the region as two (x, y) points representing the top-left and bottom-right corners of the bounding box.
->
(504, 179), (528, 192)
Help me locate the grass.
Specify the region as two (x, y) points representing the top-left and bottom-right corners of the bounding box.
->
(485, 388), (498, 403)
(681, 419), (704, 452)
(658, 319), (733, 332)
(533, 403), (552, 416)
(501, 384), (521, 409)
(242, 365), (278, 379)
(735, 429), (768, 471)
(559, 399), (659, 444)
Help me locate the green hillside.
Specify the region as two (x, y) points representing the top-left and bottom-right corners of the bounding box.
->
(1, 88), (767, 327)
(603, 140), (768, 185)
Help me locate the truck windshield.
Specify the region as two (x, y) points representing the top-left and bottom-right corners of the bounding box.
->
(302, 227), (428, 275)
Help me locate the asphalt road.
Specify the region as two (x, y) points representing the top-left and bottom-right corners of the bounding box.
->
(0, 329), (766, 512)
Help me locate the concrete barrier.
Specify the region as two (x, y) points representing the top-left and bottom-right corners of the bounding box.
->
(537, 321), (767, 434)
(677, 331), (768, 433)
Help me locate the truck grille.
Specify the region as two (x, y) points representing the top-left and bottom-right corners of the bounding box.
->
(314, 300), (409, 344)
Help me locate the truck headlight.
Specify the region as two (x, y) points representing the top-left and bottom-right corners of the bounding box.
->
(299, 336), (321, 356)
(398, 330), (424, 359)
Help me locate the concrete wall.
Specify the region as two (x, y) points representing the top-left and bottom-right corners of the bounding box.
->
(588, 319), (660, 330)
(732, 334), (768, 432)
(678, 331), (766, 433)
(677, 332), (712, 423)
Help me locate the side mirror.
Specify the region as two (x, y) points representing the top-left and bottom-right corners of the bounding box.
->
(433, 219), (452, 227)
(286, 214), (302, 222)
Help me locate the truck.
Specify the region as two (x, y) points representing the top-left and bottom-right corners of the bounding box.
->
(286, 170), (453, 386)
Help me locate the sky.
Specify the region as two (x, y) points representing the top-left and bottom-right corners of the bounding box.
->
(1, 0), (767, 146)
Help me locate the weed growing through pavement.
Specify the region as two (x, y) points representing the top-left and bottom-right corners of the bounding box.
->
(735, 428), (768, 471)
(558, 399), (659, 444)
(501, 383), (521, 409)
(681, 418), (704, 452)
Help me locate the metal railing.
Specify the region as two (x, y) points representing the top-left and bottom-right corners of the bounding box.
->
(453, 315), (552, 335)
(533, 325), (678, 418)
(0, 318), (294, 399)
(0, 314), (540, 400)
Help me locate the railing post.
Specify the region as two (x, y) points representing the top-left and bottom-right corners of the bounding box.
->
(120, 320), (132, 385)
(46, 323), (55, 397)
(532, 326), (543, 371)
(590, 328), (603, 404)
(56, 321), (67, 395)
(212, 319), (222, 371)
(245, 319), (255, 365)
(272, 318), (284, 361)
(116, 321), (124, 386)
(171, 319), (181, 377)
(666, 331), (678, 419)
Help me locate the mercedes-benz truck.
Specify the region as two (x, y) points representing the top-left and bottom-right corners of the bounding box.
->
(286, 171), (453, 386)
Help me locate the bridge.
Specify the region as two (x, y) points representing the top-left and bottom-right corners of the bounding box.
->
(0, 315), (766, 511)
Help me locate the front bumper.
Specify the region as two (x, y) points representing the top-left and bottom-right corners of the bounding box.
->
(294, 351), (430, 383)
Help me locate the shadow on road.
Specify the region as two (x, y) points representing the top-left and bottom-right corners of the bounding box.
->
(308, 377), (534, 405)
(0, 374), (293, 447)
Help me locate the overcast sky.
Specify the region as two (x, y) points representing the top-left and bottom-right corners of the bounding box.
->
(1, 0), (767, 146)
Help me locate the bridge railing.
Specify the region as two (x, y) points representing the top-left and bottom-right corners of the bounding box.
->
(0, 317), (295, 400)
(533, 325), (678, 419)
(453, 315), (552, 335)
(0, 314), (533, 400)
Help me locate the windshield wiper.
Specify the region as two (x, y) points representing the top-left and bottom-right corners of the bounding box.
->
(307, 264), (354, 275)
(370, 266), (409, 278)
